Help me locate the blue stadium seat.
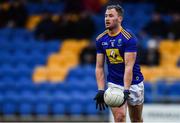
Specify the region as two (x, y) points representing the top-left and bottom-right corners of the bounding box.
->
(53, 82), (69, 92)
(34, 91), (51, 116)
(51, 91), (70, 115)
(82, 76), (97, 90)
(13, 29), (32, 38)
(52, 90), (70, 102)
(36, 82), (56, 93)
(18, 90), (35, 115)
(45, 3), (65, 14)
(168, 81), (180, 102)
(67, 80), (87, 92)
(14, 64), (32, 80)
(51, 103), (66, 115)
(16, 80), (36, 94)
(0, 64), (16, 79)
(0, 52), (15, 65)
(67, 66), (86, 81)
(0, 77), (16, 93)
(0, 28), (13, 39)
(68, 91), (87, 114)
(154, 80), (169, 102)
(155, 80), (168, 95)
(44, 41), (61, 54)
(83, 65), (96, 77)
(86, 103), (97, 115)
(144, 81), (153, 103)
(12, 51), (31, 65)
(85, 91), (98, 115)
(30, 52), (47, 66)
(0, 92), (4, 114)
(11, 41), (35, 52)
(69, 103), (84, 115)
(2, 90), (19, 115)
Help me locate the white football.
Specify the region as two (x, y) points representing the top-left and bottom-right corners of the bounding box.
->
(104, 87), (124, 107)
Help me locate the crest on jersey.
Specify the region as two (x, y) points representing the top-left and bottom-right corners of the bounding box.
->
(102, 42), (108, 46)
(106, 49), (124, 64)
(117, 39), (122, 46)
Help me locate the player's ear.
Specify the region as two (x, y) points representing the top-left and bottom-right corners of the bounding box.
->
(118, 16), (123, 23)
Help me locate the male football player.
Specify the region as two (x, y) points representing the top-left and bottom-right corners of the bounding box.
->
(94, 4), (144, 122)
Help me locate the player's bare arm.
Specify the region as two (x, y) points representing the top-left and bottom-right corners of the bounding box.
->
(124, 52), (137, 90)
(94, 53), (108, 111)
(95, 54), (105, 90)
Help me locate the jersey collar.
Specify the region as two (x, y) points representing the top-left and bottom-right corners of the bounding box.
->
(108, 26), (122, 37)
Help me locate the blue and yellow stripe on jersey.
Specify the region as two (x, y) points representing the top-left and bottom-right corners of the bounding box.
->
(121, 28), (131, 40)
(96, 30), (108, 41)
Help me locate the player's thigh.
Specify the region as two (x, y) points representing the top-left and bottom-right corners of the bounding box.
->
(111, 103), (127, 122)
(128, 103), (143, 122)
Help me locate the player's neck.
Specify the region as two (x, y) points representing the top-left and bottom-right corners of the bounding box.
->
(108, 25), (122, 37)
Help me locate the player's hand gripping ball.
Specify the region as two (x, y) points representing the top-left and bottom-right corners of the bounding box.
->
(104, 87), (126, 107)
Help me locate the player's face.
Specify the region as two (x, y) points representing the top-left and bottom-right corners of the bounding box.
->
(105, 8), (122, 30)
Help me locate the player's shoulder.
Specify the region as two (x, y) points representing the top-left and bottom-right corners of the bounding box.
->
(121, 28), (135, 40)
(96, 30), (109, 41)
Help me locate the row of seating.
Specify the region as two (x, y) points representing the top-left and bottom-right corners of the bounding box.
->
(0, 90), (102, 115)
(26, 3), (154, 34)
(142, 41), (180, 81)
(33, 39), (89, 82)
(0, 78), (180, 116)
(144, 80), (180, 103)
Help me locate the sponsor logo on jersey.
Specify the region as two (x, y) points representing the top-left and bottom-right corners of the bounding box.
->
(106, 49), (124, 64)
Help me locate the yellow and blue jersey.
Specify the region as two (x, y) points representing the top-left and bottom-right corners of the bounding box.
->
(96, 27), (144, 86)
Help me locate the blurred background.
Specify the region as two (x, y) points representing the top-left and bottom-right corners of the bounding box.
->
(0, 0), (179, 122)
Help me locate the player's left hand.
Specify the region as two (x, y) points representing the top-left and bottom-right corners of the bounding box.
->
(118, 90), (130, 107)
(94, 90), (108, 111)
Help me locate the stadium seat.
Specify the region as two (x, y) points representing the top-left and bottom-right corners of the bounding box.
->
(53, 83), (69, 92)
(51, 103), (66, 115)
(69, 103), (84, 115)
(168, 82), (180, 96)
(86, 103), (97, 115)
(33, 66), (47, 83)
(51, 91), (70, 115)
(67, 79), (89, 92)
(44, 41), (61, 53)
(2, 90), (19, 115)
(154, 80), (169, 102)
(36, 82), (56, 94)
(47, 66), (68, 82)
(85, 91), (98, 115)
(26, 15), (41, 30)
(12, 51), (32, 66)
(69, 91), (87, 114)
(82, 77), (97, 91)
(0, 93), (4, 114)
(34, 91), (51, 116)
(16, 80), (36, 94)
(14, 64), (32, 80)
(0, 52), (15, 65)
(47, 53), (64, 67)
(18, 90), (35, 115)
(52, 90), (72, 106)
(144, 81), (153, 103)
(67, 66), (86, 80)
(0, 64), (16, 79)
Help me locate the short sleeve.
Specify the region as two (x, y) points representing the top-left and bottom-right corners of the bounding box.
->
(124, 36), (137, 52)
(96, 39), (104, 54)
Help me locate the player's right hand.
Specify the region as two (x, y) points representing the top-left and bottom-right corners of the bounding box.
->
(94, 90), (108, 111)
